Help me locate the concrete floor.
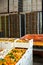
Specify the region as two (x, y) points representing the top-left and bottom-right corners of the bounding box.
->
(33, 55), (43, 65)
(33, 62), (43, 65)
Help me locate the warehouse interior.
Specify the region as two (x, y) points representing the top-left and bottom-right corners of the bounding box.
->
(0, 0), (43, 65)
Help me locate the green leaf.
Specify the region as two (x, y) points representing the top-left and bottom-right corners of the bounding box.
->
(0, 58), (6, 62)
(7, 53), (13, 55)
(10, 55), (14, 59)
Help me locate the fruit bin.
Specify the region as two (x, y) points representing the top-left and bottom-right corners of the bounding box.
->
(0, 39), (33, 65)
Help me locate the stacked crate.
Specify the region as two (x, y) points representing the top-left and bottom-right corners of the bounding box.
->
(10, 14), (20, 38)
(32, 0), (37, 11)
(18, 0), (23, 12)
(9, 0), (18, 12)
(23, 0), (42, 12)
(1, 15), (9, 37)
(0, 0), (42, 38)
(23, 0), (31, 12)
(39, 12), (42, 34)
(30, 12), (37, 34)
(26, 11), (42, 34)
(32, 0), (42, 11)
(37, 0), (42, 11)
(14, 0), (18, 12)
(3, 0), (8, 13)
(1, 16), (5, 37)
(0, 0), (23, 13)
(26, 13), (31, 34)
(37, 12), (42, 34)
(26, 12), (37, 34)
(0, 0), (8, 13)
(0, 16), (1, 32)
(9, 0), (23, 12)
(9, 0), (14, 12)
(0, 14), (20, 38)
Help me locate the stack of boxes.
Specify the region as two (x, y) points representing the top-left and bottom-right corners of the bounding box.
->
(0, 0), (42, 37)
(0, 0), (23, 13)
(37, 0), (42, 11)
(32, 0), (37, 11)
(26, 13), (31, 34)
(0, 0), (42, 13)
(9, 0), (18, 12)
(1, 15), (9, 37)
(23, 0), (32, 12)
(0, 14), (20, 38)
(10, 14), (20, 38)
(0, 0), (8, 13)
(9, 0), (23, 12)
(26, 12), (37, 34)
(18, 0), (23, 12)
(23, 0), (42, 12)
